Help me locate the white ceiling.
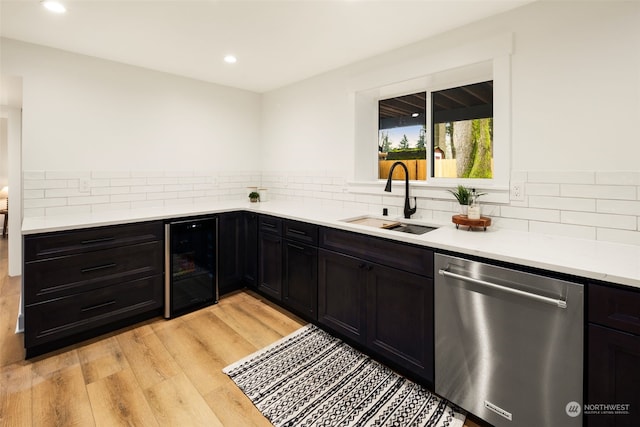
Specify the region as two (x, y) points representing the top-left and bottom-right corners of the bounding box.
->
(1, 0), (533, 93)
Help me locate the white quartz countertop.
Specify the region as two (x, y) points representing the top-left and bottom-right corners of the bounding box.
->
(22, 200), (640, 290)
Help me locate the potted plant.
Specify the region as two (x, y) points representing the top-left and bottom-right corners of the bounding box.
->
(248, 191), (260, 203)
(448, 185), (486, 215)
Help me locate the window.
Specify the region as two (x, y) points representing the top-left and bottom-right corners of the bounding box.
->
(378, 93), (426, 180)
(352, 34), (512, 193)
(432, 81), (493, 179)
(378, 81), (493, 181)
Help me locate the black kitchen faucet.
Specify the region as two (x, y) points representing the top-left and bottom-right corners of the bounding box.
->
(384, 161), (416, 219)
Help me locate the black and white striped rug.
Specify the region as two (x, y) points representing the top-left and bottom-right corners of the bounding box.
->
(223, 324), (466, 427)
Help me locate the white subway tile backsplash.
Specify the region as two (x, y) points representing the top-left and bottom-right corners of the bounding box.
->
(130, 185), (164, 194)
(561, 211), (637, 230)
(147, 191), (177, 201)
(110, 177), (147, 187)
(89, 179), (111, 188)
(68, 195), (110, 206)
(596, 171), (640, 186)
(23, 198), (67, 208)
(21, 169), (640, 247)
(110, 193), (147, 203)
(24, 208), (45, 217)
(45, 188), (86, 198)
(91, 186), (131, 196)
(92, 202), (132, 213)
(46, 205), (91, 216)
(500, 206), (560, 222)
(23, 179), (69, 190)
(23, 189), (45, 199)
(528, 196), (595, 212)
(597, 199), (640, 216)
(561, 184), (636, 200)
(130, 200), (164, 210)
(527, 171), (595, 184)
(164, 184), (193, 192)
(525, 183), (560, 197)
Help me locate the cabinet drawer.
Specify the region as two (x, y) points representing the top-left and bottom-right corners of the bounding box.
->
(24, 221), (164, 262)
(24, 241), (163, 304)
(259, 215), (283, 235)
(284, 220), (318, 245)
(25, 275), (163, 348)
(320, 228), (433, 277)
(590, 283), (640, 335)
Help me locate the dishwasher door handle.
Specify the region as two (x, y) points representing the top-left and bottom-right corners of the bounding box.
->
(439, 268), (567, 309)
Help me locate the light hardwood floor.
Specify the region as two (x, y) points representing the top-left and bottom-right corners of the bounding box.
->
(0, 238), (480, 427)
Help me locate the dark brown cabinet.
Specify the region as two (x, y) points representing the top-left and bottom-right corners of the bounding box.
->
(218, 212), (244, 296)
(587, 283), (640, 427)
(23, 221), (164, 357)
(318, 227), (434, 384)
(366, 263), (433, 382)
(282, 220), (318, 321)
(257, 216), (319, 320)
(318, 248), (367, 344)
(258, 215), (283, 300)
(242, 212), (258, 288)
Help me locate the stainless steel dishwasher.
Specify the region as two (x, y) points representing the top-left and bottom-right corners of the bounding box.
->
(435, 254), (583, 427)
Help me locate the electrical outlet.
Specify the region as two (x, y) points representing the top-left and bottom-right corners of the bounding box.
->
(510, 182), (525, 201)
(79, 178), (91, 193)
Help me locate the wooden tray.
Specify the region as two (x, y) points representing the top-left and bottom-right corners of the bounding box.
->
(348, 217), (401, 229)
(452, 215), (491, 231)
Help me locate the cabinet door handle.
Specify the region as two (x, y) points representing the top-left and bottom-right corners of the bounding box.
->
(288, 229), (307, 236)
(81, 237), (116, 245)
(262, 222), (277, 228)
(81, 263), (117, 274)
(81, 300), (116, 312)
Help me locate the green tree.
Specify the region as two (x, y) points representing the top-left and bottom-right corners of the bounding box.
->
(398, 134), (409, 150)
(416, 127), (426, 149)
(379, 131), (391, 152)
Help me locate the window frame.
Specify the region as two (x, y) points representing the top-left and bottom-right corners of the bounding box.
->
(350, 34), (512, 201)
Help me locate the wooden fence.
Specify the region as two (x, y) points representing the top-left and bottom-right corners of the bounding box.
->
(379, 160), (426, 180)
(379, 159), (457, 180)
(379, 159), (488, 179)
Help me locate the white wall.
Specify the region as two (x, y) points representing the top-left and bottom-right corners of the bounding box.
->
(260, 1), (640, 245)
(0, 106), (22, 276)
(0, 118), (7, 188)
(262, 1), (640, 174)
(1, 38), (262, 172)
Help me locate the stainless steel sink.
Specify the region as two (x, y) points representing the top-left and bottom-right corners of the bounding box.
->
(386, 223), (437, 235)
(341, 215), (438, 235)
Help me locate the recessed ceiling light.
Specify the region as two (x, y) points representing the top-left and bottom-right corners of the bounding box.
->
(412, 113), (420, 118)
(224, 55), (237, 64)
(41, 0), (66, 13)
